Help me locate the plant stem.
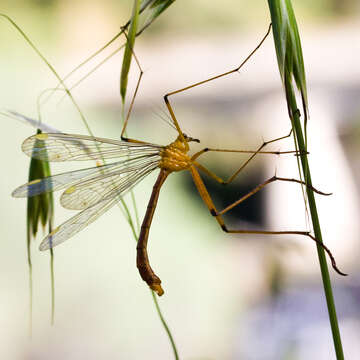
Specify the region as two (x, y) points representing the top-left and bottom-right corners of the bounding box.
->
(151, 291), (179, 360)
(286, 78), (344, 360)
(50, 247), (55, 325)
(26, 228), (33, 337)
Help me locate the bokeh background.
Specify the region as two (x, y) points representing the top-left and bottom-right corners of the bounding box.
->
(1, 1), (360, 359)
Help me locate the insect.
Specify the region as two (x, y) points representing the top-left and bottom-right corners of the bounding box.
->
(12, 26), (344, 296)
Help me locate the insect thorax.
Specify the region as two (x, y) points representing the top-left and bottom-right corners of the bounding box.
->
(159, 140), (191, 172)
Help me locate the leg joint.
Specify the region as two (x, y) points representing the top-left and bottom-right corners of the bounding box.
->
(210, 209), (217, 216)
(221, 224), (229, 233)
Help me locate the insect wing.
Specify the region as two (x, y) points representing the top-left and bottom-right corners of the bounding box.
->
(15, 133), (163, 250)
(60, 156), (160, 210)
(39, 161), (159, 250)
(22, 133), (161, 162)
(12, 161), (123, 198)
(39, 196), (118, 250)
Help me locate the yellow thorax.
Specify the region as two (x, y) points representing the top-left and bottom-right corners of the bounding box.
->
(159, 135), (192, 172)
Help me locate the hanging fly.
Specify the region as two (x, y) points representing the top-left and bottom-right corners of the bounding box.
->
(12, 25), (345, 296)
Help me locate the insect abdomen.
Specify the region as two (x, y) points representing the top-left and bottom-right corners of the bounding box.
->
(136, 169), (169, 296)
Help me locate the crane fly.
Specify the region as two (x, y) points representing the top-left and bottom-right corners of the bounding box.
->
(12, 25), (345, 296)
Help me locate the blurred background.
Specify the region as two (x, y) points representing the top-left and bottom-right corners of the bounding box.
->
(1, 0), (360, 359)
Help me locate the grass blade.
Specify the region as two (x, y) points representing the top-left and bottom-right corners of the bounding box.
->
(120, 0), (141, 102)
(267, 1), (345, 359)
(27, 129), (55, 328)
(138, 0), (176, 34)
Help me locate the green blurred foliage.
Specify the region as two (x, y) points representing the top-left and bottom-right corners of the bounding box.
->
(1, 0), (359, 40)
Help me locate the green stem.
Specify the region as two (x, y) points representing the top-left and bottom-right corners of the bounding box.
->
(39, 30), (124, 108)
(286, 79), (344, 360)
(0, 14), (95, 137)
(50, 247), (55, 325)
(26, 227), (33, 337)
(46, 190), (55, 326)
(151, 291), (179, 360)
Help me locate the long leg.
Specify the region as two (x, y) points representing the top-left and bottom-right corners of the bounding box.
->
(163, 24), (272, 142)
(188, 165), (346, 276)
(119, 29), (148, 145)
(192, 130), (297, 185)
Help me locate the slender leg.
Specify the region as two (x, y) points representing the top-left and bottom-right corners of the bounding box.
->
(119, 29), (148, 145)
(188, 165), (345, 276)
(163, 24), (272, 142)
(192, 130), (300, 185)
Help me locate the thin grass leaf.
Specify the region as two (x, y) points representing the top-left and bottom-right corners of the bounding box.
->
(26, 129), (55, 329)
(267, 1), (345, 359)
(25, 131), (55, 325)
(0, 13), (96, 139)
(138, 0), (176, 34)
(38, 1), (173, 109)
(2, 111), (58, 328)
(1, 110), (61, 133)
(268, 0), (308, 127)
(27, 133), (54, 238)
(120, 0), (141, 102)
(121, 0), (177, 102)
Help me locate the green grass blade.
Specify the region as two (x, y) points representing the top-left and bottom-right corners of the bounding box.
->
(151, 291), (179, 360)
(138, 0), (176, 34)
(27, 129), (55, 327)
(120, 0), (141, 102)
(267, 1), (345, 359)
(267, 0), (308, 134)
(38, 1), (171, 108)
(121, 0), (177, 102)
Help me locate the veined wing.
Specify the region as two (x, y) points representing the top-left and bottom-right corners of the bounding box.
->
(12, 153), (161, 199)
(60, 156), (160, 210)
(22, 133), (162, 162)
(39, 161), (161, 250)
(12, 161), (123, 198)
(39, 195), (118, 250)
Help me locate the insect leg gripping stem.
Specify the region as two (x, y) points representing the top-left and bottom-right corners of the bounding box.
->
(189, 166), (346, 277)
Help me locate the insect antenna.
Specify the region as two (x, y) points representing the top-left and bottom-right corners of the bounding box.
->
(150, 106), (177, 131)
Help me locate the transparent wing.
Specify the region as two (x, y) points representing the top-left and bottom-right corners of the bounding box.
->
(60, 158), (160, 210)
(22, 133), (162, 162)
(39, 196), (118, 251)
(12, 153), (160, 199)
(39, 162), (161, 250)
(12, 161), (123, 198)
